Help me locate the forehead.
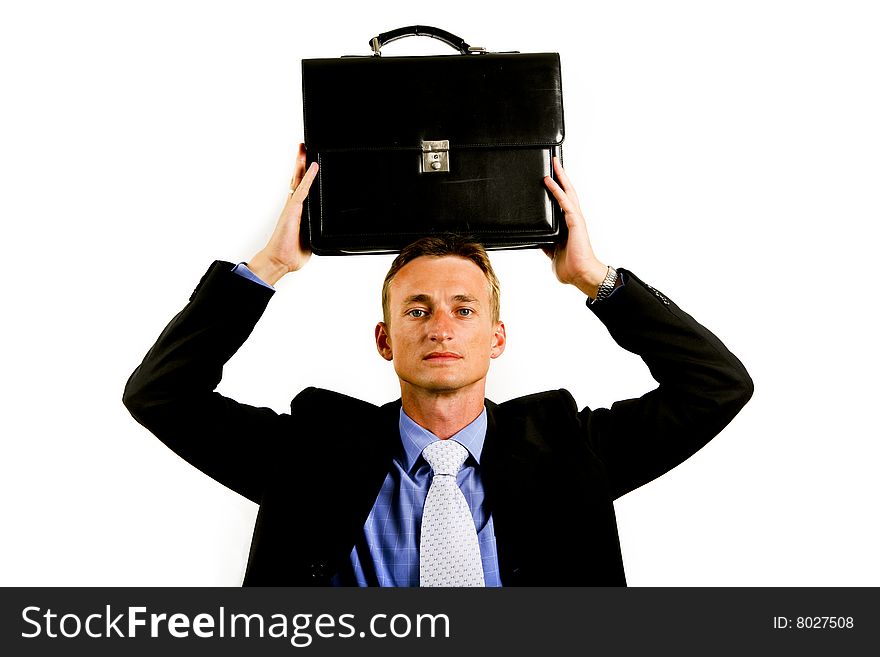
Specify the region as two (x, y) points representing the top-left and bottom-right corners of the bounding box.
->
(388, 256), (489, 303)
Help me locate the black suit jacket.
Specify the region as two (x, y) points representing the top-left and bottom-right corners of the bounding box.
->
(123, 261), (753, 586)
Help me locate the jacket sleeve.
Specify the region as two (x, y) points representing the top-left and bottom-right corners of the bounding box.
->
(576, 269), (754, 500)
(122, 260), (294, 504)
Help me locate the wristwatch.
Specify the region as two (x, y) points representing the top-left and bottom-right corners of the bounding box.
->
(593, 266), (618, 303)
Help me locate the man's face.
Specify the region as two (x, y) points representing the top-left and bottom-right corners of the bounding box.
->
(375, 256), (506, 398)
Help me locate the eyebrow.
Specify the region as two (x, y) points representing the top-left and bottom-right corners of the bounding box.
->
(401, 294), (481, 306)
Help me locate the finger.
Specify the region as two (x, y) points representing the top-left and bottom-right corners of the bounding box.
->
(544, 175), (578, 215)
(552, 157), (580, 208)
(289, 144), (308, 190)
(540, 244), (556, 259)
(545, 176), (588, 233)
(289, 161), (319, 204)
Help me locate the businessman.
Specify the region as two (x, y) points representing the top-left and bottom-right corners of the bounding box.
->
(123, 145), (753, 586)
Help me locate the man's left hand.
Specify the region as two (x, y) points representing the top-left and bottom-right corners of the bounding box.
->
(543, 157), (610, 299)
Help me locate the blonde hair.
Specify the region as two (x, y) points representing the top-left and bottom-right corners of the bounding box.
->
(381, 235), (501, 325)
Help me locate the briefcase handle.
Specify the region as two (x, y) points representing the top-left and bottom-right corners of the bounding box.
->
(369, 25), (484, 56)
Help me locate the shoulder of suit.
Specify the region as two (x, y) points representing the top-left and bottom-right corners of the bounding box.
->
(290, 386), (390, 415)
(492, 389), (579, 417)
(488, 390), (587, 451)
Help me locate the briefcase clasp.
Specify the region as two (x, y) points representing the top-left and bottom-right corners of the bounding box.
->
(421, 140), (450, 173)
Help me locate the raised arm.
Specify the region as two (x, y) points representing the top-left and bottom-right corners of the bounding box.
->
(122, 146), (319, 503)
(580, 269), (753, 499)
(544, 158), (753, 499)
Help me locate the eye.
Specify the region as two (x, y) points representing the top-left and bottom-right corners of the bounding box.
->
(457, 308), (474, 317)
(407, 309), (427, 318)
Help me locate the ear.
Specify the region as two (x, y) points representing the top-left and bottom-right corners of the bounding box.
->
(375, 322), (393, 361)
(490, 321), (506, 359)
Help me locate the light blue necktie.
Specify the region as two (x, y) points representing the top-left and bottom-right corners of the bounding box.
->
(419, 440), (485, 587)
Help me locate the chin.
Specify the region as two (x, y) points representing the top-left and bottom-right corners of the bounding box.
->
(417, 372), (487, 394)
(419, 377), (468, 392)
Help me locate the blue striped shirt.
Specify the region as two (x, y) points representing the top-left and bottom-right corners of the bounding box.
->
(333, 407), (501, 586)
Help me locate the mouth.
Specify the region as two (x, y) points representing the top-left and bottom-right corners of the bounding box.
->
(423, 352), (463, 361)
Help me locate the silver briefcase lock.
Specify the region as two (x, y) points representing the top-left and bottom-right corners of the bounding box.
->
(421, 140), (449, 173)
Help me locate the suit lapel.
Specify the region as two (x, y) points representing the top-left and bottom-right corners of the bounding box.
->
(482, 399), (551, 584)
(321, 398), (401, 577)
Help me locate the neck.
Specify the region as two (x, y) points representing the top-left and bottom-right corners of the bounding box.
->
(400, 383), (486, 439)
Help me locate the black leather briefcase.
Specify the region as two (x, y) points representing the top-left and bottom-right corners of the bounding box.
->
(301, 26), (566, 255)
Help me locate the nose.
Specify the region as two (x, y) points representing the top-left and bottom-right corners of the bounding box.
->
(428, 313), (454, 342)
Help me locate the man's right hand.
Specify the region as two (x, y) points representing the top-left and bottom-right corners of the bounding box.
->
(247, 143), (319, 285)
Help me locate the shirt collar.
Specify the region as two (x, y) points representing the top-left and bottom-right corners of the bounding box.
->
(398, 406), (488, 474)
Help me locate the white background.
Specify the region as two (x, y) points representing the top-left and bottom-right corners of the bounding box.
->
(2, 0), (878, 586)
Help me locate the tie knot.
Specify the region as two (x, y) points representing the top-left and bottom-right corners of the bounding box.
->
(422, 439), (469, 476)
